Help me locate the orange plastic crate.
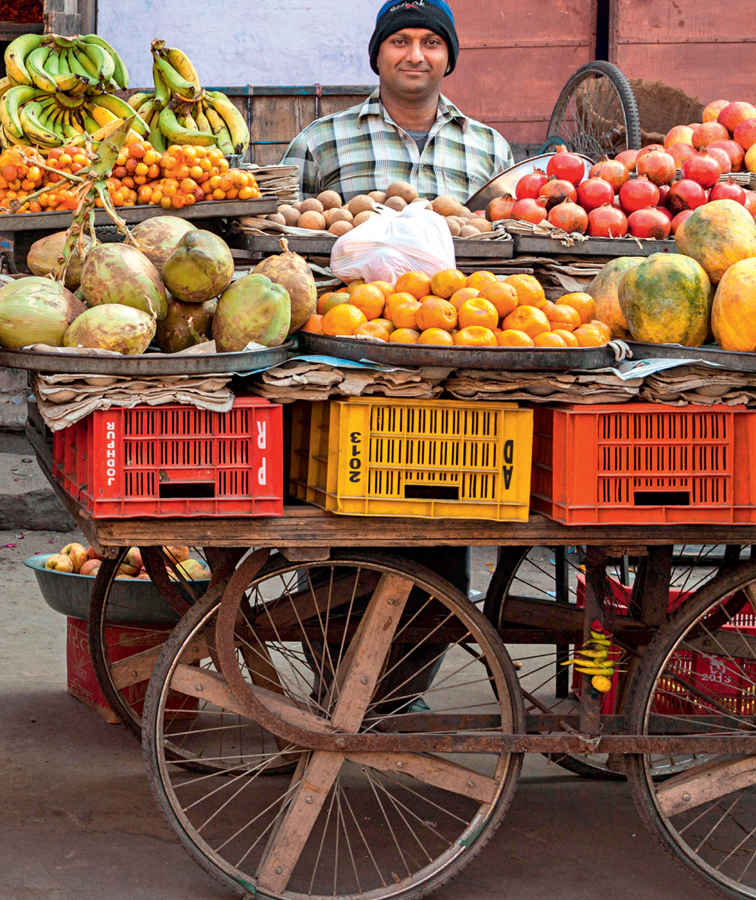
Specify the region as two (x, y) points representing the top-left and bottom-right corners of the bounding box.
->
(531, 403), (756, 525)
(52, 398), (283, 518)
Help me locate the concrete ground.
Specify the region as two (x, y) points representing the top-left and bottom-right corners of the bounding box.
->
(0, 513), (720, 900)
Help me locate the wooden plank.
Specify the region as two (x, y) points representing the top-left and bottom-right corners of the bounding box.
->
(612, 0), (753, 44)
(244, 233), (514, 259)
(452, 0), (597, 45)
(656, 756), (756, 818)
(515, 234), (675, 257)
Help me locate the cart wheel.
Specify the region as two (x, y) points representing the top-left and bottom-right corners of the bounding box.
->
(625, 559), (756, 898)
(546, 60), (641, 159)
(142, 551), (523, 900)
(88, 544), (219, 736)
(487, 544), (744, 780)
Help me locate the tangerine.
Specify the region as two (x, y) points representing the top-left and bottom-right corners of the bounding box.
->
(573, 323), (607, 347)
(321, 303), (367, 336)
(454, 325), (498, 347)
(497, 329), (535, 347)
(533, 331), (568, 347)
(417, 328), (454, 345)
(449, 286), (480, 310)
(372, 317), (395, 334)
(502, 304), (551, 337)
(302, 313), (323, 334)
(349, 283), (386, 319)
(318, 291), (351, 314)
(416, 297), (457, 331)
(479, 281), (517, 318)
(546, 302), (582, 331)
(385, 291), (418, 320)
(556, 292), (596, 323)
(345, 279), (365, 295)
(466, 270), (498, 292)
(391, 297), (421, 329)
(430, 268), (467, 298)
(458, 296), (499, 331)
(372, 280), (395, 298)
(395, 270), (432, 299)
(355, 321), (391, 341)
(389, 327), (420, 343)
(589, 319), (612, 342)
(552, 328), (579, 347)
(503, 273), (547, 309)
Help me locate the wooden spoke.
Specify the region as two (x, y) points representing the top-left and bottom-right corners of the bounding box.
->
(656, 756), (756, 818)
(111, 636), (207, 690)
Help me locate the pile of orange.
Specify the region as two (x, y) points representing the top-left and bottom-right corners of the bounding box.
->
(0, 144), (95, 213)
(303, 270), (611, 349)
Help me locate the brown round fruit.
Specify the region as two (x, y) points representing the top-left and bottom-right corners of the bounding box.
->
(277, 204), (300, 226)
(324, 207), (353, 227)
(317, 189), (343, 209)
(292, 201), (304, 211)
(329, 220), (354, 236)
(459, 225), (479, 238)
(446, 218), (461, 236)
(298, 210), (327, 230)
(369, 190), (387, 203)
(385, 195), (407, 211)
(431, 195), (465, 217)
(300, 198), (324, 213)
(346, 194), (376, 216)
(353, 210), (375, 227)
(466, 217), (492, 233)
(268, 212), (287, 225)
(385, 180), (419, 203)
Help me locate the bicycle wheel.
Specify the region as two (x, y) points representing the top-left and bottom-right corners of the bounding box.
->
(626, 559), (756, 898)
(142, 551), (524, 899)
(546, 60), (642, 159)
(487, 544), (745, 779)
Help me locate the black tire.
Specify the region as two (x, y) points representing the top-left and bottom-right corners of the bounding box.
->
(546, 60), (641, 158)
(625, 559), (756, 898)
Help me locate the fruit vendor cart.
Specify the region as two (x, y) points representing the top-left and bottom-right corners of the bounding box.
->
(11, 336), (756, 900)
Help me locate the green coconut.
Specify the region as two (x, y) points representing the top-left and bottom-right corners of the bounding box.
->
(130, 216), (197, 270)
(254, 237), (317, 334)
(156, 297), (216, 353)
(26, 231), (91, 291)
(0, 276), (85, 348)
(80, 243), (168, 319)
(161, 230), (234, 302)
(63, 304), (156, 355)
(213, 273), (290, 352)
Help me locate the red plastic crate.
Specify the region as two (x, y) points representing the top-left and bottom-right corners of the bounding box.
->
(52, 398), (283, 518)
(531, 403), (756, 525)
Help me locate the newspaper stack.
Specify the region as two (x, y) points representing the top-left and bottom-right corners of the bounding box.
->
(445, 368), (642, 404)
(641, 364), (756, 406)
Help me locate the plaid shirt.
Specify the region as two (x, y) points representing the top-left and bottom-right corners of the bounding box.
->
(282, 88), (513, 203)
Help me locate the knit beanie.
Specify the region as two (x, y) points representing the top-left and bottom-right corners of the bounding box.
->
(369, 0), (459, 76)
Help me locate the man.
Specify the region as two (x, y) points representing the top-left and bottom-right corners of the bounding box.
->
(283, 0), (513, 203)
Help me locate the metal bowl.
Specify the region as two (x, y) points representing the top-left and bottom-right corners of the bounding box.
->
(466, 152), (594, 211)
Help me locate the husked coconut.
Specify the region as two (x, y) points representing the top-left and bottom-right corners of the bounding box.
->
(298, 210), (327, 230)
(300, 198), (324, 213)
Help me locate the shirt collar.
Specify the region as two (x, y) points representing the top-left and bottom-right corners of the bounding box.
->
(358, 88), (466, 127)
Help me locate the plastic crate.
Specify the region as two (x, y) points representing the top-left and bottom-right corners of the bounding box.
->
(52, 398), (283, 518)
(288, 400), (319, 501)
(303, 398), (533, 520)
(531, 403), (756, 525)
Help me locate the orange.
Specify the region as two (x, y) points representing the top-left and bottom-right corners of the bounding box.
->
(556, 292), (596, 324)
(355, 321), (391, 341)
(318, 291), (350, 314)
(345, 280), (365, 295)
(589, 319), (612, 342)
(372, 280), (395, 299)
(458, 297), (499, 330)
(389, 327), (420, 343)
(430, 268), (467, 299)
(372, 317), (395, 334)
(454, 325), (498, 347)
(466, 270), (498, 292)
(417, 328), (454, 345)
(390, 297), (421, 329)
(552, 328), (579, 347)
(502, 304), (551, 338)
(395, 270), (432, 300)
(545, 301), (581, 332)
(385, 291), (418, 320)
(349, 283), (385, 320)
(449, 286), (480, 310)
(479, 281), (517, 318)
(416, 297), (457, 331)
(302, 313), (323, 334)
(497, 329), (535, 347)
(533, 331), (568, 347)
(573, 323), (607, 347)
(321, 303), (367, 336)
(504, 273), (547, 309)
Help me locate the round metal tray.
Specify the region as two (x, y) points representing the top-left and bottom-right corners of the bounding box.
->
(299, 332), (616, 370)
(0, 341), (294, 375)
(626, 341), (756, 372)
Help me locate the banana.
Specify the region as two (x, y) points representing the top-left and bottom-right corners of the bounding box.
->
(203, 104), (233, 154)
(158, 106), (215, 146)
(90, 93), (149, 135)
(1, 85), (44, 137)
(154, 56), (198, 100)
(54, 90), (86, 109)
(79, 35), (129, 89)
(82, 110), (100, 133)
(163, 46), (201, 94)
(194, 102), (212, 134)
(43, 47), (61, 78)
(90, 105), (119, 128)
(50, 34), (76, 49)
(4, 33), (43, 86)
(128, 91), (152, 111)
(0, 76), (12, 97)
(54, 69), (83, 93)
(148, 120), (166, 152)
(182, 110), (199, 131)
(26, 46), (58, 93)
(78, 40), (115, 84)
(205, 90), (249, 154)
(152, 63), (170, 107)
(60, 109), (79, 141)
(19, 100), (62, 146)
(67, 47), (96, 83)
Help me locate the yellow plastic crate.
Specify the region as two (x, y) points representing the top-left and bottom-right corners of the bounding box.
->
(288, 401), (316, 500)
(305, 398), (533, 520)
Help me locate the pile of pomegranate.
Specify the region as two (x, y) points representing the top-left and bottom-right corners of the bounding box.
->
(487, 99), (756, 240)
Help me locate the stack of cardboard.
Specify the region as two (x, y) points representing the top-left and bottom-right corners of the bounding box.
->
(445, 368), (642, 404)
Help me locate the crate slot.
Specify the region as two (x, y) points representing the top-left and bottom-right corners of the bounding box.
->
(403, 484), (460, 501)
(633, 490), (690, 506)
(159, 482), (216, 499)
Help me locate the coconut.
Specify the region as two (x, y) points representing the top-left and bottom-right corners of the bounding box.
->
(253, 237), (317, 334)
(130, 216), (197, 270)
(0, 276), (85, 348)
(213, 273), (291, 351)
(161, 230), (234, 303)
(81, 243), (168, 319)
(63, 304), (156, 354)
(155, 297), (216, 353)
(27, 231), (91, 290)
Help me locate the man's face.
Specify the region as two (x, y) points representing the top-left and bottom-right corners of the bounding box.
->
(376, 28), (449, 97)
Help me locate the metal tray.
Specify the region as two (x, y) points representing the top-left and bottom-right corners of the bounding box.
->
(0, 341), (293, 376)
(513, 234), (676, 257)
(626, 341), (756, 373)
(299, 332), (616, 370)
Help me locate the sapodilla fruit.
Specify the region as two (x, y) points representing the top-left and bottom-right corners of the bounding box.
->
(130, 216), (197, 270)
(80, 243), (168, 319)
(253, 237), (317, 334)
(155, 297), (216, 353)
(161, 230), (235, 303)
(63, 304), (156, 354)
(0, 276), (85, 349)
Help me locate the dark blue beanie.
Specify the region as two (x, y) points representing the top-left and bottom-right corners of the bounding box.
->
(369, 0), (459, 76)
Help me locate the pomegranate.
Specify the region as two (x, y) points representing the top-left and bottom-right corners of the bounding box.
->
(538, 177), (577, 210)
(546, 146), (585, 185)
(655, 205), (673, 221)
(618, 176), (660, 213)
(670, 209), (695, 233)
(744, 190), (756, 218)
(668, 142), (696, 169)
(515, 169), (548, 200)
(718, 101), (756, 134)
(576, 176), (614, 211)
(547, 200), (588, 234)
(615, 149), (639, 171)
(709, 178), (747, 205)
(636, 149), (676, 186)
(706, 146), (731, 174)
(702, 99), (729, 123)
(589, 157), (628, 190)
(657, 184), (671, 206)
(691, 121), (729, 149)
(667, 178), (707, 214)
(587, 204), (628, 237)
(511, 197), (547, 224)
(627, 207), (672, 239)
(708, 139), (745, 171)
(664, 125), (694, 149)
(487, 194), (515, 221)
(734, 117), (756, 151)
(637, 143), (666, 160)
(681, 152), (721, 188)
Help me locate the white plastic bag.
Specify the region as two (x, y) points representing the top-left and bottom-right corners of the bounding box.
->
(330, 200), (456, 283)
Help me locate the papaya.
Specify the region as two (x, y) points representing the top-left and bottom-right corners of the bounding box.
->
(711, 256), (756, 351)
(588, 256), (643, 338)
(674, 198), (756, 284)
(618, 252), (712, 347)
